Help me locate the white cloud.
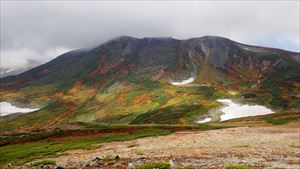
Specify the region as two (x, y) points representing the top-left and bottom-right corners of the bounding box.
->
(0, 47), (71, 69)
(0, 1), (299, 69)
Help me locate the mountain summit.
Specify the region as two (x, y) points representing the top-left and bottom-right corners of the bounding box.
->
(1, 36), (299, 131)
(2, 36), (299, 88)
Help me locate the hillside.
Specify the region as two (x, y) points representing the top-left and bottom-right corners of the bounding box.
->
(1, 36), (300, 132)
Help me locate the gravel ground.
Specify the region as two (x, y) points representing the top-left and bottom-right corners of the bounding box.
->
(47, 126), (300, 169)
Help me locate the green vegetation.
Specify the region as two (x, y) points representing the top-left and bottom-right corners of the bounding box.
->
(264, 115), (300, 125)
(260, 62), (300, 109)
(100, 113), (138, 124)
(0, 101), (69, 132)
(151, 92), (171, 105)
(226, 164), (251, 169)
(80, 122), (228, 131)
(131, 105), (203, 124)
(0, 124), (228, 165)
(176, 167), (193, 169)
(197, 86), (214, 97)
(175, 86), (215, 98)
(136, 162), (193, 169)
(270, 96), (288, 108)
(127, 83), (160, 100)
(136, 162), (171, 169)
(242, 93), (256, 98)
(0, 129), (66, 146)
(0, 128), (171, 164)
(290, 144), (300, 148)
(4, 67), (296, 132)
(127, 144), (139, 148)
(32, 160), (56, 166)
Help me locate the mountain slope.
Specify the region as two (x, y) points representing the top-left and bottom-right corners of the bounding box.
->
(1, 36), (299, 132)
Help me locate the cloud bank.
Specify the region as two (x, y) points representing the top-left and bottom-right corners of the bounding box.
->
(1, 1), (299, 69)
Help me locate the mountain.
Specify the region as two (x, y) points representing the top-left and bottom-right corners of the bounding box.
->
(1, 36), (299, 132)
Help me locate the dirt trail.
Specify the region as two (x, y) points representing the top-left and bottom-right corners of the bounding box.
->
(54, 126), (300, 168)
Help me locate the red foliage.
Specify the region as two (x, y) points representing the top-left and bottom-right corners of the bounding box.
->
(89, 54), (109, 78)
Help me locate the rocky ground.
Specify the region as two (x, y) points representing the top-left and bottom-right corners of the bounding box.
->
(12, 124), (299, 169)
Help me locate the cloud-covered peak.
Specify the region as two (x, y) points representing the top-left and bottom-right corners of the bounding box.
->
(1, 1), (299, 69)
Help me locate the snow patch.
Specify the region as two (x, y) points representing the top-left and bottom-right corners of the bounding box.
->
(0, 102), (40, 116)
(171, 77), (195, 85)
(217, 99), (275, 121)
(197, 117), (211, 123)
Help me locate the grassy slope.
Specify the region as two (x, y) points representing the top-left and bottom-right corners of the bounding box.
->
(2, 75), (298, 133)
(0, 128), (167, 164)
(1, 79), (227, 132)
(1, 51), (299, 132)
(1, 76), (298, 134)
(0, 125), (226, 165)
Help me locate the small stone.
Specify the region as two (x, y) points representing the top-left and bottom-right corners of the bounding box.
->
(92, 157), (102, 162)
(138, 157), (146, 161)
(111, 155), (120, 160)
(44, 166), (51, 169)
(169, 158), (179, 168)
(128, 162), (136, 169)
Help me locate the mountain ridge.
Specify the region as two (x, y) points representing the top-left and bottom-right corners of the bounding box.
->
(1, 36), (299, 87)
(1, 35), (299, 80)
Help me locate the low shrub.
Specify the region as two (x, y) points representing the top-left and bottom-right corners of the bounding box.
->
(242, 93), (256, 98)
(32, 160), (56, 166)
(264, 116), (300, 125)
(176, 166), (193, 169)
(226, 164), (251, 169)
(136, 162), (170, 169)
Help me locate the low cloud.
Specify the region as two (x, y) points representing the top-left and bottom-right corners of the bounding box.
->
(1, 1), (299, 69)
(1, 47), (70, 69)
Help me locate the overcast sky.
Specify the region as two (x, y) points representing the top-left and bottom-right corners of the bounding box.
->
(1, 1), (299, 69)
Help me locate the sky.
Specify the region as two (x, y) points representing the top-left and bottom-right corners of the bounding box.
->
(1, 1), (299, 69)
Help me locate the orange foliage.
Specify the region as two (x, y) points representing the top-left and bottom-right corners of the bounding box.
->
(134, 93), (152, 105)
(55, 92), (64, 98)
(89, 54), (109, 78)
(117, 92), (128, 105)
(68, 80), (83, 94)
(89, 53), (134, 79)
